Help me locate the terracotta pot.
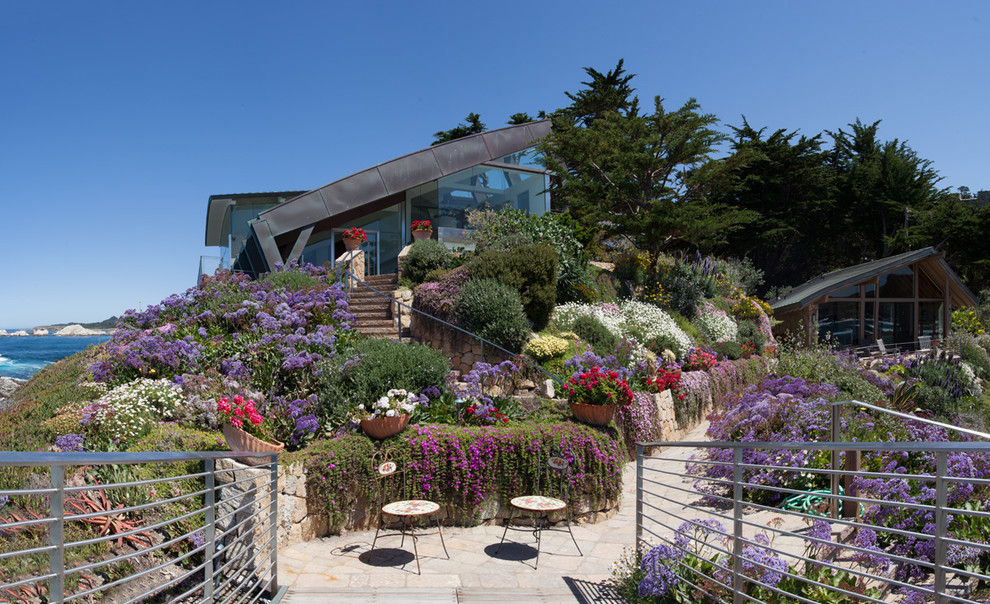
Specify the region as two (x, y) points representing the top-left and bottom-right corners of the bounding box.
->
(343, 237), (362, 252)
(222, 423), (284, 466)
(569, 402), (617, 426)
(360, 414), (410, 439)
(412, 229), (432, 242)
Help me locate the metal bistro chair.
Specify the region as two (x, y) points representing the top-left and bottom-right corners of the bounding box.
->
(918, 335), (932, 353)
(369, 452), (448, 574)
(496, 454), (583, 569)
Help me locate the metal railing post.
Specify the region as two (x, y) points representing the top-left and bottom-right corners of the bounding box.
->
(831, 404), (840, 519)
(733, 447), (744, 604)
(49, 465), (65, 603)
(204, 459), (216, 601)
(268, 455), (279, 595)
(635, 444), (644, 553)
(934, 451), (947, 603)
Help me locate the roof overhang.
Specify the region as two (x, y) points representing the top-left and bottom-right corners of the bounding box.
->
(204, 191), (307, 246)
(254, 119), (552, 241)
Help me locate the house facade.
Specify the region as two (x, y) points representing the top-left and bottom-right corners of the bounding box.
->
(770, 247), (977, 348)
(203, 120), (552, 279)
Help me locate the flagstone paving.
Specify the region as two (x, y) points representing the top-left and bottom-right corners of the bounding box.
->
(278, 422), (712, 603)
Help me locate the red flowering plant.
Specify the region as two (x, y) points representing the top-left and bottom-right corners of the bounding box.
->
(645, 366), (687, 401)
(562, 366), (634, 407)
(217, 395), (266, 437)
(410, 220), (432, 231)
(342, 227), (367, 242)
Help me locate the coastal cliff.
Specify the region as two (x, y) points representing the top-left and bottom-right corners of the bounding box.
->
(0, 377), (23, 412)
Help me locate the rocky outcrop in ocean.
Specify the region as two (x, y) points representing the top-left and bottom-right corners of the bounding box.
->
(54, 324), (108, 336)
(0, 377), (23, 413)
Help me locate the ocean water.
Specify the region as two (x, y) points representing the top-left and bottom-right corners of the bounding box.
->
(0, 333), (110, 380)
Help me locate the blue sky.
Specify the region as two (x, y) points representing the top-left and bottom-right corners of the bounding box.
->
(1, 1), (987, 328)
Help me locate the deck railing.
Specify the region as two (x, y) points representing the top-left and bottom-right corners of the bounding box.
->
(636, 437), (990, 603)
(0, 451), (283, 603)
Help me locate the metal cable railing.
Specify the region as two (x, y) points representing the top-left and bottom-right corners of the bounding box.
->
(635, 438), (990, 604)
(0, 451), (284, 603)
(335, 266), (563, 385)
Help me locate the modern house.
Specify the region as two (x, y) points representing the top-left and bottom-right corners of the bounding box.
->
(203, 120), (552, 279)
(770, 247), (977, 348)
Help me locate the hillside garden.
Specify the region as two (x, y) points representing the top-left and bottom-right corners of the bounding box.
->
(2, 208), (990, 600)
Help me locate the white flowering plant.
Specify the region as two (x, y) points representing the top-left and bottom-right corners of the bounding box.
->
(82, 378), (184, 447)
(552, 300), (694, 359)
(695, 309), (738, 343)
(353, 389), (422, 420)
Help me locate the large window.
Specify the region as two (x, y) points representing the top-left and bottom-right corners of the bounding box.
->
(879, 302), (913, 345)
(818, 301), (861, 347)
(432, 149), (548, 247)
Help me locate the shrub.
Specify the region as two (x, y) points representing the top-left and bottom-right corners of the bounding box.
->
(401, 239), (452, 285)
(524, 334), (571, 362)
(454, 279), (531, 352)
(572, 315), (618, 357)
(952, 331), (990, 379)
(314, 338), (450, 428)
(736, 319), (768, 351)
(463, 243), (558, 330)
(414, 266), (470, 321)
(467, 208), (588, 303)
(657, 261), (718, 317)
(711, 340), (745, 360)
(552, 301), (693, 359)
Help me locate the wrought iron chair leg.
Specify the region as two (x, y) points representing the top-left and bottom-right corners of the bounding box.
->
(565, 509), (582, 556)
(496, 509), (516, 553)
(435, 512), (449, 559)
(371, 511), (383, 552)
(534, 513), (544, 570)
(409, 517), (421, 575)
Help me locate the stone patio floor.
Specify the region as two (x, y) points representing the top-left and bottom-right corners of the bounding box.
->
(277, 422), (712, 603)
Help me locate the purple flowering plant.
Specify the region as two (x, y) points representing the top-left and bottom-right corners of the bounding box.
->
(90, 262), (356, 448)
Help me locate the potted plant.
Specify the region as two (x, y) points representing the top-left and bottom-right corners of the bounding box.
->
(410, 220), (432, 242)
(354, 389), (421, 439)
(562, 366), (634, 426)
(217, 395), (284, 465)
(342, 227), (367, 251)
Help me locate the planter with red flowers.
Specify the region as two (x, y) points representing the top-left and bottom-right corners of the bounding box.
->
(217, 395), (283, 466)
(562, 366), (634, 426)
(410, 220), (433, 242)
(342, 227), (367, 251)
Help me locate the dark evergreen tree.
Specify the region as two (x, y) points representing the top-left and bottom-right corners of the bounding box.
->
(432, 112), (486, 145)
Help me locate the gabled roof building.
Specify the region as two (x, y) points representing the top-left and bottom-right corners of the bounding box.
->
(769, 247), (977, 348)
(203, 120), (552, 279)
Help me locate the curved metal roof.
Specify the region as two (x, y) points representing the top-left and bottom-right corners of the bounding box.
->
(252, 119), (551, 241)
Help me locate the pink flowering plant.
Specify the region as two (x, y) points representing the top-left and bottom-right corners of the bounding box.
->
(681, 348), (719, 371)
(217, 395), (265, 437)
(562, 366), (634, 407)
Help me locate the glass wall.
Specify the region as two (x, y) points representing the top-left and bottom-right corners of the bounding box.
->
(301, 203), (402, 275)
(818, 301), (861, 346)
(919, 302), (944, 338)
(878, 302), (913, 345)
(432, 149), (548, 248)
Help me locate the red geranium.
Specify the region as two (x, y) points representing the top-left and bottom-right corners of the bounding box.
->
(217, 395), (265, 435)
(411, 220), (432, 231)
(342, 227), (367, 242)
(562, 366), (634, 407)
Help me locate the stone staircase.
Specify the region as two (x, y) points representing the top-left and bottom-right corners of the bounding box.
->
(348, 273), (405, 337)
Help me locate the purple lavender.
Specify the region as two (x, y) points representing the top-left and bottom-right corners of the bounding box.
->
(55, 434), (85, 452)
